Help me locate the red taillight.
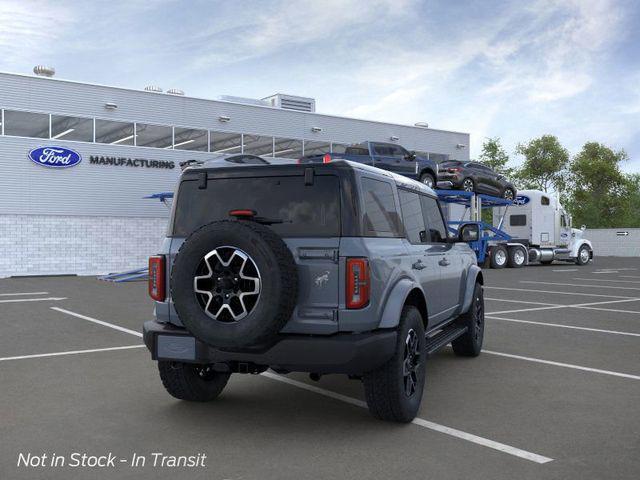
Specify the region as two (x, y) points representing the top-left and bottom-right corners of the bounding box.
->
(448, 167), (461, 173)
(229, 209), (256, 218)
(322, 153), (332, 164)
(346, 258), (370, 309)
(149, 255), (166, 302)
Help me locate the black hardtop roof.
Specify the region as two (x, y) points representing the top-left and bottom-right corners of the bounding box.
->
(182, 159), (435, 195)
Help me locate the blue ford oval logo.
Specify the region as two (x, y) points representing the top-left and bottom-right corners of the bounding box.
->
(514, 195), (530, 206)
(28, 146), (82, 168)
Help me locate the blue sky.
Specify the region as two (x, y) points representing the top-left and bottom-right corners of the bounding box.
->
(1, 0), (639, 171)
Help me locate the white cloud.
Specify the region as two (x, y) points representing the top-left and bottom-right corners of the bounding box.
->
(0, 0), (74, 69)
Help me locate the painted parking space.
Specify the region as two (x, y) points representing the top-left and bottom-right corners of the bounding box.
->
(2, 257), (640, 479)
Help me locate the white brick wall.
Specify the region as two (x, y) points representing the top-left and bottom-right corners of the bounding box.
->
(0, 214), (168, 278)
(583, 228), (640, 257)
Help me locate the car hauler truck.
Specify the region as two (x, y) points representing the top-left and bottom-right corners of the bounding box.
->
(494, 189), (593, 267)
(438, 189), (593, 268)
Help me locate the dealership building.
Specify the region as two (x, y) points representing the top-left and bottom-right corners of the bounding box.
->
(0, 69), (470, 278)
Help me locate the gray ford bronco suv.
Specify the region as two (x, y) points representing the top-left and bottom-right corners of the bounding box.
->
(144, 160), (484, 422)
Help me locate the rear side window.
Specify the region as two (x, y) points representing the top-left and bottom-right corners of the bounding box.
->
(361, 177), (401, 237)
(420, 196), (448, 243)
(173, 175), (340, 237)
(541, 196), (550, 206)
(510, 214), (527, 226)
(398, 189), (427, 244)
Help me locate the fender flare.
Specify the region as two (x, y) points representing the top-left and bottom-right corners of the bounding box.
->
(460, 265), (483, 314)
(570, 239), (593, 258)
(378, 278), (425, 329)
(418, 167), (437, 181)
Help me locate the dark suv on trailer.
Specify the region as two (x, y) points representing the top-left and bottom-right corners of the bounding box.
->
(144, 160), (484, 422)
(437, 160), (517, 199)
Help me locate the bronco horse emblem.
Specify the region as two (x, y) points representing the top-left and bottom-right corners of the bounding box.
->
(314, 271), (330, 287)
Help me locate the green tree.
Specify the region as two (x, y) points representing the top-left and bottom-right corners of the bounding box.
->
(478, 137), (514, 177)
(515, 135), (569, 192)
(566, 142), (633, 228)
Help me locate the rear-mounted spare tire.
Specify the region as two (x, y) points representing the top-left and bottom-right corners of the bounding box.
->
(171, 220), (298, 349)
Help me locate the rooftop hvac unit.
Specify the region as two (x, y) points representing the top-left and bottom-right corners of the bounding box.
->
(262, 94), (316, 112)
(144, 85), (163, 93)
(33, 65), (55, 77)
(167, 88), (185, 96)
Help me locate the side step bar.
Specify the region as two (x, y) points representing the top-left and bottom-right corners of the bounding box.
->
(425, 325), (468, 355)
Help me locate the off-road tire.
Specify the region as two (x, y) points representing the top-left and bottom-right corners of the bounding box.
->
(419, 172), (435, 188)
(452, 282), (484, 357)
(171, 220), (298, 349)
(507, 245), (526, 268)
(158, 361), (231, 402)
(363, 306), (426, 423)
(489, 245), (508, 269)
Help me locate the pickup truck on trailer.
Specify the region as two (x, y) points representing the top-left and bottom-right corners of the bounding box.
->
(144, 159), (484, 422)
(299, 141), (439, 188)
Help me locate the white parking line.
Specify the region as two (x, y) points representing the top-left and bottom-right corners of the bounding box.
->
(262, 372), (553, 464)
(520, 281), (640, 291)
(486, 316), (640, 337)
(573, 278), (640, 284)
(0, 345), (145, 362)
(487, 297), (640, 316)
(552, 269), (578, 272)
(51, 307), (143, 337)
(0, 297), (67, 304)
(485, 286), (637, 299)
(0, 291), (49, 296)
(482, 350), (640, 381)
(45, 308), (553, 464)
(621, 275), (640, 279)
(485, 298), (559, 307)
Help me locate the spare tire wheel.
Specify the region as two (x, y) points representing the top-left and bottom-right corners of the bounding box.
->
(171, 220), (298, 349)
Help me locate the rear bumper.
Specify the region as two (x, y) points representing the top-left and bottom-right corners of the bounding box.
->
(143, 320), (397, 375)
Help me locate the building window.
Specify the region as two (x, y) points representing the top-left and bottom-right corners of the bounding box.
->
(273, 137), (303, 158)
(173, 127), (208, 151)
(51, 115), (93, 142)
(95, 119), (135, 145)
(3, 110), (49, 138)
(243, 135), (274, 156)
(331, 143), (349, 154)
(428, 153), (450, 163)
(210, 131), (242, 154)
(303, 140), (331, 156)
(135, 123), (172, 149)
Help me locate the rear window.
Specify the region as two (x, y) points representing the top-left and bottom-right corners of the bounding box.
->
(173, 175), (340, 237)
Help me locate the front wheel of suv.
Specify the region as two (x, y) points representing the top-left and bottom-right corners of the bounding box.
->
(158, 361), (231, 402)
(363, 305), (426, 423)
(462, 178), (475, 192)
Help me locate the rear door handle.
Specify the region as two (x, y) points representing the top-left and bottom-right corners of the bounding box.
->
(439, 258), (450, 267)
(412, 260), (426, 270)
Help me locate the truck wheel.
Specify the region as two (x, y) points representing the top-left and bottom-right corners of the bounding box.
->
(452, 282), (484, 357)
(171, 220), (298, 349)
(489, 245), (507, 269)
(576, 245), (591, 265)
(363, 305), (426, 423)
(419, 172), (435, 188)
(507, 246), (526, 268)
(158, 361), (231, 402)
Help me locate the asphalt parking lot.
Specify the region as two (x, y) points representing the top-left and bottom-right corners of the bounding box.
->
(1, 257), (639, 480)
